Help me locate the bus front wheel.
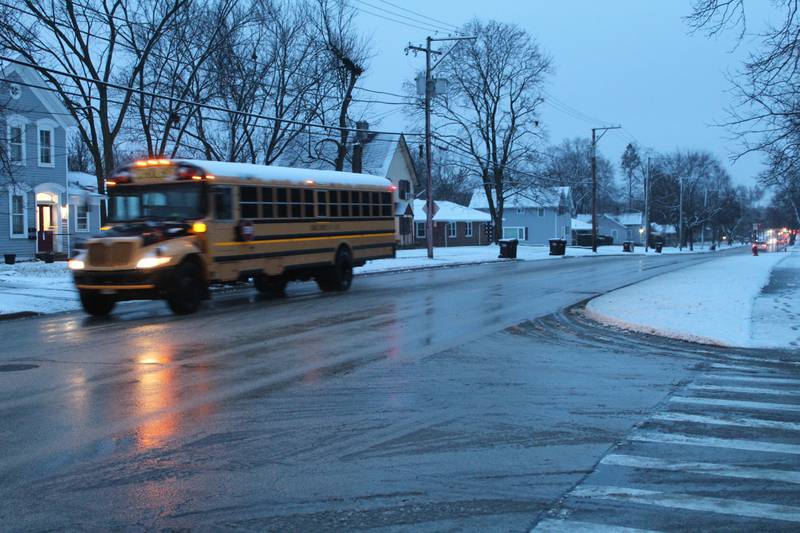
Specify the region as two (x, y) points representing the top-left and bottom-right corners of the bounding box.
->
(166, 262), (205, 315)
(316, 248), (353, 292)
(79, 291), (115, 317)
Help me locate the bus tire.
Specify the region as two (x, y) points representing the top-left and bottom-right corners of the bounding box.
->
(79, 291), (115, 317)
(316, 247), (353, 292)
(254, 274), (287, 297)
(166, 261), (205, 315)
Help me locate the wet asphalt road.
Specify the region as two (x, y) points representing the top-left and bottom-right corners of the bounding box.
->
(2, 248), (799, 531)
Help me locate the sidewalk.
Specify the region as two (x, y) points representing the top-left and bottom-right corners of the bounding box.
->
(0, 243), (734, 317)
(586, 246), (799, 348)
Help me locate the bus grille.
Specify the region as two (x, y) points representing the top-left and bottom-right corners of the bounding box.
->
(87, 242), (136, 267)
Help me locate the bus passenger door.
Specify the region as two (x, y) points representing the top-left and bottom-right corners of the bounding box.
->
(210, 186), (235, 276)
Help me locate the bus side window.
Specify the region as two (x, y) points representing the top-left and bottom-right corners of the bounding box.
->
(352, 191), (361, 217)
(304, 189), (314, 218)
(329, 190), (339, 217)
(317, 191), (328, 217)
(340, 191), (350, 217)
(262, 187), (274, 219)
(213, 187), (233, 220)
(381, 192), (391, 217)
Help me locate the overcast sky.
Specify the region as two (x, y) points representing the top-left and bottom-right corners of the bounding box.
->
(352, 0), (777, 187)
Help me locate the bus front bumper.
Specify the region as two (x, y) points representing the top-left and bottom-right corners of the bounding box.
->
(73, 267), (175, 299)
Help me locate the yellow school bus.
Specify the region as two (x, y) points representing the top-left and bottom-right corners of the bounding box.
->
(68, 159), (397, 316)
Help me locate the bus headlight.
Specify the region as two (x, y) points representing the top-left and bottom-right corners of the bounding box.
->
(68, 259), (85, 270)
(136, 256), (171, 269)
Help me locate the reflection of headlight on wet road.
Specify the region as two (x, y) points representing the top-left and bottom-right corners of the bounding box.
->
(136, 256), (171, 269)
(67, 259), (85, 270)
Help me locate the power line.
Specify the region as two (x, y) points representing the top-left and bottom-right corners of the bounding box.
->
(0, 56), (424, 138)
(375, 0), (460, 31)
(351, 0), (456, 34)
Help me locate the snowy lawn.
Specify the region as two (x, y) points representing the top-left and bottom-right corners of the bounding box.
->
(585, 252), (788, 347)
(0, 243), (733, 317)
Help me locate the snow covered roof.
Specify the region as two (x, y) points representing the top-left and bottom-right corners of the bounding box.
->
(571, 218), (592, 231)
(651, 223), (677, 235)
(612, 212), (644, 226)
(271, 130), (410, 181)
(412, 199), (491, 222)
(178, 160), (391, 189)
(469, 186), (571, 209)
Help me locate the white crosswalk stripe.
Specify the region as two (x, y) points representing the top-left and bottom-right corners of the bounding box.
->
(570, 485), (800, 523)
(531, 518), (663, 532)
(601, 454), (800, 484)
(532, 365), (800, 530)
(652, 411), (800, 431)
(670, 396), (800, 413)
(687, 383), (800, 396)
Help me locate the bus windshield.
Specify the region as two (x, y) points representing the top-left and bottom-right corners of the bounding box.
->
(109, 183), (206, 222)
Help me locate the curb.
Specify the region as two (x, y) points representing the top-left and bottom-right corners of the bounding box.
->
(0, 311), (41, 322)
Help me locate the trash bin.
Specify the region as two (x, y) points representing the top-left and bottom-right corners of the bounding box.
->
(623, 241), (634, 253)
(3, 253), (15, 265)
(498, 239), (519, 259)
(549, 238), (566, 256)
(655, 242), (663, 253)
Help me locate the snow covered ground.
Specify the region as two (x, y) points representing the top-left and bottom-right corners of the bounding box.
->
(586, 249), (795, 348)
(0, 243), (733, 317)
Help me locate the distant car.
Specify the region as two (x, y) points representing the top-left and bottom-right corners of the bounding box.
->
(754, 241), (768, 251)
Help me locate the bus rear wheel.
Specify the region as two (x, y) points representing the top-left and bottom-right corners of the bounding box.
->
(316, 248), (353, 292)
(254, 274), (287, 297)
(166, 262), (205, 315)
(79, 291), (115, 317)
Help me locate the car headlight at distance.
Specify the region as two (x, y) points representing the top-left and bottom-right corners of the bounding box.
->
(67, 259), (85, 270)
(136, 256), (171, 269)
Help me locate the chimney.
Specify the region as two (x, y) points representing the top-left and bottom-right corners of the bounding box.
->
(356, 120), (369, 144)
(352, 142), (363, 174)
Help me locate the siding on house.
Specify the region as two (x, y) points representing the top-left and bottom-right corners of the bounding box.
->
(0, 66), (105, 258)
(413, 220), (489, 247)
(500, 207), (571, 244)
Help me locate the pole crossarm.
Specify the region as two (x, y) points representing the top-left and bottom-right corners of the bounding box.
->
(590, 125), (621, 253)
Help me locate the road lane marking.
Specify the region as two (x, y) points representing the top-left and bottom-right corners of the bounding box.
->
(652, 412), (800, 432)
(710, 363), (765, 372)
(687, 384), (800, 397)
(701, 375), (800, 386)
(670, 396), (800, 413)
(630, 431), (800, 455)
(601, 454), (800, 484)
(532, 518), (662, 532)
(571, 485), (800, 523)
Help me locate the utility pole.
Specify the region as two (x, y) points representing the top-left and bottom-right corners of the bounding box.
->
(591, 125), (621, 252)
(407, 35), (476, 259)
(678, 175), (684, 251)
(645, 156), (651, 253)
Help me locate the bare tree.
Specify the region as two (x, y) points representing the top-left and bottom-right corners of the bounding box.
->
(688, 0), (800, 225)
(434, 19), (551, 240)
(309, 0), (369, 171)
(0, 0), (188, 221)
(539, 137), (617, 215)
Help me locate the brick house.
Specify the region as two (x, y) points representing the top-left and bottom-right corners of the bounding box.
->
(412, 200), (491, 247)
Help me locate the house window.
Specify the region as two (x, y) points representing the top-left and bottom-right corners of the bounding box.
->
(76, 203), (89, 232)
(9, 191), (27, 238)
(538, 207), (545, 217)
(398, 180), (411, 200)
(448, 222), (457, 238)
(38, 126), (54, 166)
(415, 222), (425, 238)
(611, 229), (619, 242)
(503, 226), (525, 240)
(8, 123), (24, 163)
(465, 222), (473, 237)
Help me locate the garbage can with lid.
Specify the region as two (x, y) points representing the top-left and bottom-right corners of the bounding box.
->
(655, 241), (663, 253)
(498, 238), (519, 259)
(549, 239), (566, 256)
(623, 241), (634, 253)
